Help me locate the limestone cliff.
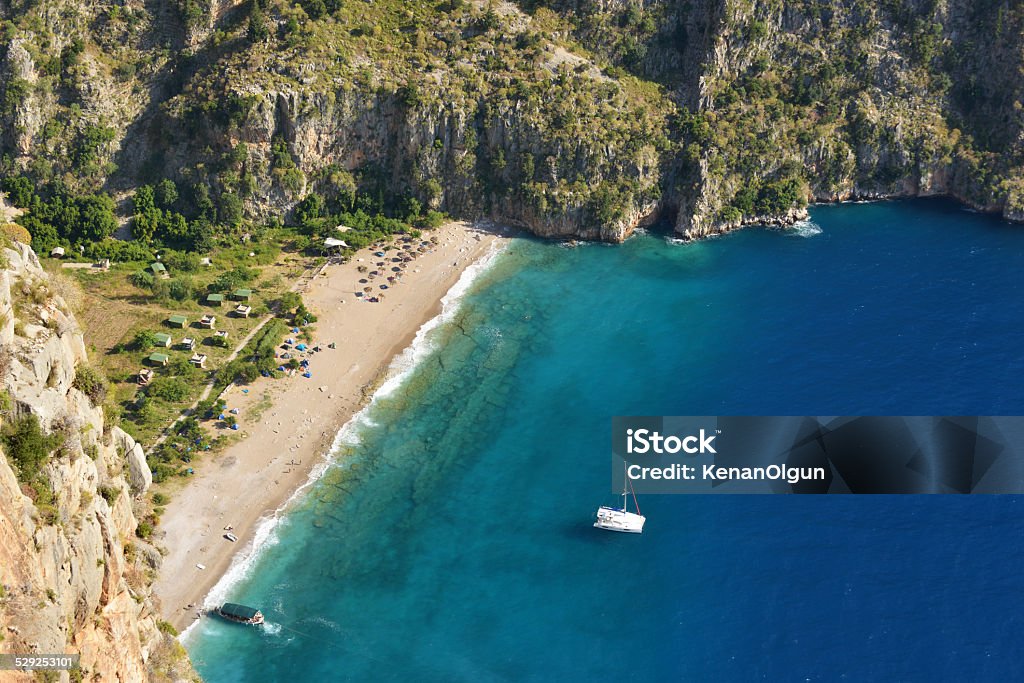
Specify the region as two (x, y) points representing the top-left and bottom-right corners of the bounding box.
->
(674, 0), (1024, 237)
(0, 239), (197, 682)
(0, 0), (1021, 242)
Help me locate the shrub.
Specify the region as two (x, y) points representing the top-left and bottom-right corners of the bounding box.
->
(293, 302), (317, 325)
(168, 356), (197, 379)
(72, 364), (107, 406)
(130, 270), (154, 289)
(147, 377), (190, 402)
(84, 239), (153, 263)
(718, 206), (742, 224)
(167, 277), (194, 302)
(1, 414), (58, 482)
(98, 484), (120, 506)
(162, 251), (200, 272)
(136, 520), (153, 539)
(131, 330), (156, 351)
(209, 266), (257, 292)
(157, 620), (178, 636)
(151, 462), (175, 483)
(275, 291), (302, 315)
(1, 222), (31, 244)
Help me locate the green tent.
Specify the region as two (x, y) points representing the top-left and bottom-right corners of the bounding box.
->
(148, 352), (169, 365)
(167, 315), (187, 328)
(231, 289), (252, 301)
(149, 262), (166, 273)
(206, 293), (225, 306)
(153, 332), (172, 347)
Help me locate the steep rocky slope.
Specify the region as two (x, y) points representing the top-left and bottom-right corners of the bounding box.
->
(540, 0), (1024, 237)
(0, 238), (197, 681)
(0, 0), (1021, 243)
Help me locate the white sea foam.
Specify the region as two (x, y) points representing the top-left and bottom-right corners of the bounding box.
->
(786, 220), (823, 238)
(374, 238), (505, 400)
(179, 238), (507, 643)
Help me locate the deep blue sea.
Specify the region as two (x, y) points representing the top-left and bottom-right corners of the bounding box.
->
(186, 200), (1024, 681)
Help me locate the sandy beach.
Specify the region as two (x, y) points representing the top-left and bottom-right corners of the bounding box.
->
(153, 221), (508, 631)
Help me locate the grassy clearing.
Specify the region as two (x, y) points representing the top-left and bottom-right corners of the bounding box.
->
(56, 233), (316, 449)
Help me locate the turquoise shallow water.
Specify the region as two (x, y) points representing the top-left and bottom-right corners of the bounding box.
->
(187, 200), (1024, 681)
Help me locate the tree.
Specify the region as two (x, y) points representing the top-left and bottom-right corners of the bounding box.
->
(1, 175), (35, 207)
(294, 193), (324, 225)
(326, 165), (357, 210)
(192, 183), (216, 220)
(397, 82), (421, 108)
(133, 185), (160, 242)
(303, 0), (327, 20)
(218, 191), (243, 226)
(20, 216), (61, 253)
(248, 3), (271, 42)
(276, 291), (302, 314)
(75, 194), (118, 242)
(132, 329), (156, 350)
(156, 212), (190, 245)
(155, 179), (179, 208)
(134, 185), (156, 214)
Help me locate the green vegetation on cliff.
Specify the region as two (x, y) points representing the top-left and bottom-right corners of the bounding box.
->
(1, 0), (672, 242)
(528, 0), (1024, 234)
(0, 0), (1022, 242)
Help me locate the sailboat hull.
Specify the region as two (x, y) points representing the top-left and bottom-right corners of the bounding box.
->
(593, 506), (646, 533)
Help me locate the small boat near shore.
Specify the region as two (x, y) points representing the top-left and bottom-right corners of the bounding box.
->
(215, 603), (265, 625)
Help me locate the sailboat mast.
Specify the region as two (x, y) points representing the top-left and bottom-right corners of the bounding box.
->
(622, 460), (629, 511)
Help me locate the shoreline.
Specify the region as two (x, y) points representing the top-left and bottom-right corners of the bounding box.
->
(152, 221), (510, 632)
(677, 193), (1022, 242)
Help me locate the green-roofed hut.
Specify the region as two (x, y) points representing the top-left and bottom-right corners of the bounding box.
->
(215, 603), (264, 625)
(147, 352), (169, 366)
(153, 332), (172, 348)
(206, 293), (225, 306)
(149, 262), (166, 273)
(167, 314), (187, 328)
(231, 289), (252, 301)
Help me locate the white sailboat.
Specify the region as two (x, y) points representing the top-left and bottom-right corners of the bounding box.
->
(594, 466), (645, 533)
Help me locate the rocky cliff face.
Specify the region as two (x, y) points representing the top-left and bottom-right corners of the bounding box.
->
(666, 0), (1024, 238)
(0, 240), (196, 681)
(0, 0), (1021, 242)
